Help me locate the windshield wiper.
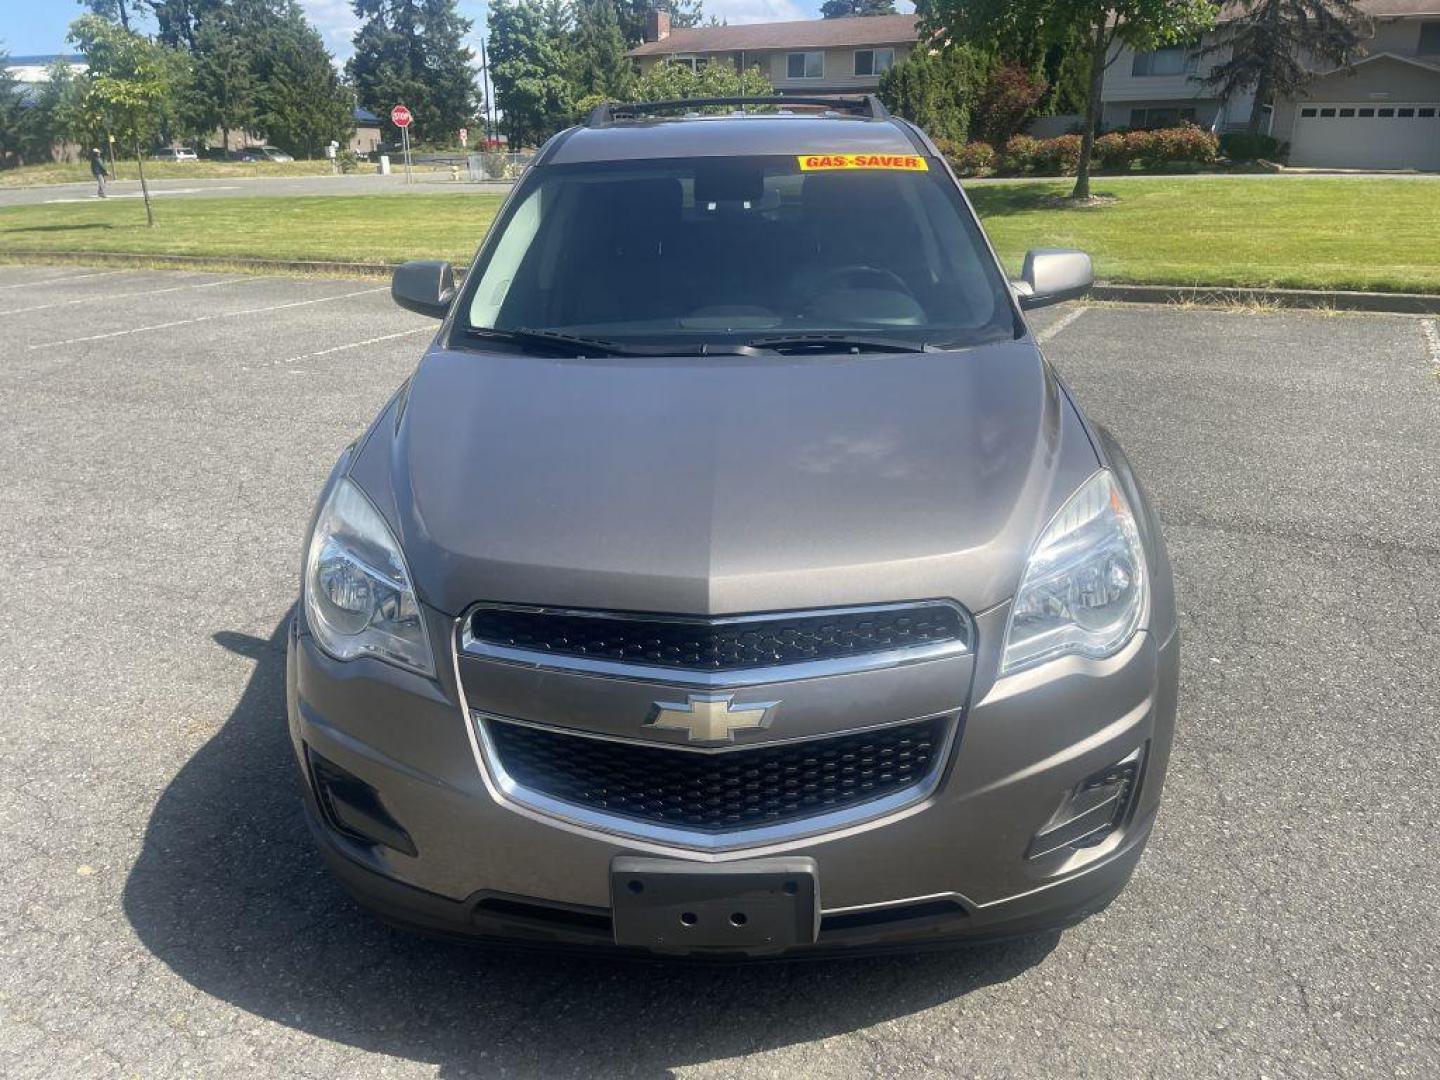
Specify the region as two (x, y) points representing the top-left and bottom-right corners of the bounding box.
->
(743, 334), (937, 355)
(462, 326), (638, 357)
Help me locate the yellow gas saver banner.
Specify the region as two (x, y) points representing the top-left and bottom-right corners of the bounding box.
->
(796, 153), (929, 172)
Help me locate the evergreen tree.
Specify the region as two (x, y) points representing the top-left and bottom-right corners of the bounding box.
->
(190, 13), (256, 150)
(1202, 0), (1366, 133)
(573, 0), (635, 100)
(348, 0), (477, 145)
(487, 0), (574, 146)
(877, 47), (980, 142)
(252, 2), (354, 155)
(24, 58), (95, 163)
(820, 0), (898, 17)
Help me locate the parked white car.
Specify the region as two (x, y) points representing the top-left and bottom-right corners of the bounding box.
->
(151, 147), (198, 162)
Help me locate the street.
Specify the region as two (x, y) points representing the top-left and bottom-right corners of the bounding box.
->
(0, 266), (1437, 1078)
(0, 173), (514, 208)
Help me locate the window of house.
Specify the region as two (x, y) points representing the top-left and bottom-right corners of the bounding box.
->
(1319, 107), (1336, 117)
(1398, 106), (1416, 117)
(1128, 106), (1197, 128)
(1378, 107), (1395, 117)
(1131, 45), (1194, 76)
(1419, 21), (1440, 54)
(1358, 107), (1375, 117)
(854, 48), (894, 77)
(1301, 107), (1318, 117)
(666, 55), (705, 72)
(1339, 107), (1355, 116)
(1420, 107), (1437, 117)
(787, 51), (824, 79)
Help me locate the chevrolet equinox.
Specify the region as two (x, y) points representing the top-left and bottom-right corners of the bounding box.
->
(287, 96), (1178, 957)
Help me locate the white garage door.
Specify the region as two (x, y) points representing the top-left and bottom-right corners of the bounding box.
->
(1289, 102), (1440, 170)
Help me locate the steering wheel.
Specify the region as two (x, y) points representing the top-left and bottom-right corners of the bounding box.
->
(808, 264), (912, 296)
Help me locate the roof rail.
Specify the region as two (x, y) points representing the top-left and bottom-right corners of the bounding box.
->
(585, 95), (890, 127)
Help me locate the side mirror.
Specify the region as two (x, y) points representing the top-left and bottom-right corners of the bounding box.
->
(391, 260), (456, 319)
(1014, 249), (1093, 310)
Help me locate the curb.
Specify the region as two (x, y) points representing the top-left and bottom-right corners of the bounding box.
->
(3, 249), (1438, 314)
(1089, 282), (1440, 315)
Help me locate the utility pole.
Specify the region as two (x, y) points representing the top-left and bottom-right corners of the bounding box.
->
(479, 37), (496, 146)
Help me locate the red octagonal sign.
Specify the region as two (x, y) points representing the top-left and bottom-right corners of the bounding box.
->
(390, 104), (413, 128)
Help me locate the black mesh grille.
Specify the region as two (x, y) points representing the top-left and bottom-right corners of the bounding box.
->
(487, 717), (948, 831)
(469, 604), (966, 672)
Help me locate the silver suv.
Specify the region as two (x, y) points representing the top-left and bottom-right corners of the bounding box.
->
(288, 97), (1178, 957)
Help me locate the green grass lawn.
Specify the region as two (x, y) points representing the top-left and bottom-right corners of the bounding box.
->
(0, 159), (344, 187)
(1, 177), (1436, 292)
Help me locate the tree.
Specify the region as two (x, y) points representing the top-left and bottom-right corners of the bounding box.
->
(252, 3), (354, 156)
(487, 0), (574, 146)
(628, 56), (771, 104)
(68, 15), (181, 225)
(1202, 0), (1366, 133)
(75, 0), (145, 33)
(190, 15), (256, 151)
(572, 0), (636, 100)
(820, 0), (898, 17)
(24, 59), (95, 163)
(970, 61), (1048, 146)
(348, 0), (477, 145)
(0, 44), (31, 169)
(876, 46), (981, 142)
(926, 0), (1218, 197)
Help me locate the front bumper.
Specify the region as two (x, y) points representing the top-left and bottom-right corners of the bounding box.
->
(287, 608), (1178, 956)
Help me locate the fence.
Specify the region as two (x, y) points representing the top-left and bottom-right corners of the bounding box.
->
(466, 151), (536, 182)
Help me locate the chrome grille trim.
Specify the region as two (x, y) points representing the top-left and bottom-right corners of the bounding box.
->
(472, 708), (961, 851)
(459, 600), (973, 688)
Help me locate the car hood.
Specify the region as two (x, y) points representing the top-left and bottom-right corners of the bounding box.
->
(350, 339), (1100, 618)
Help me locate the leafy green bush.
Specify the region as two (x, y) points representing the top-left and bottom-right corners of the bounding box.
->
(1220, 131), (1284, 162)
(933, 138), (997, 177)
(335, 149), (362, 174)
(1032, 133), (1082, 175)
(1002, 134), (1041, 173)
(1093, 131), (1133, 170)
(1128, 124), (1219, 169)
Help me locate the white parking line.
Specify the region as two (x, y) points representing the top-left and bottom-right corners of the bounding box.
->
(0, 276), (257, 316)
(0, 269), (126, 291)
(264, 326), (434, 368)
(1422, 319), (1440, 372)
(26, 286), (388, 350)
(1035, 306), (1087, 344)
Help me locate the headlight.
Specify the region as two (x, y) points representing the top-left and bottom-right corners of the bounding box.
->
(1001, 470), (1146, 675)
(303, 478), (434, 677)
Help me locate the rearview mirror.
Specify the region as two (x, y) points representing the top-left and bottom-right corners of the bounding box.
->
(392, 260), (456, 319)
(1014, 249), (1093, 310)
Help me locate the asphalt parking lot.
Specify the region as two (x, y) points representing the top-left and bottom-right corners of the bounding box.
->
(1, 265), (1437, 1079)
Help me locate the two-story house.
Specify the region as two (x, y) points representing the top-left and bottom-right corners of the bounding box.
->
(1102, 0), (1440, 170)
(627, 12), (920, 98)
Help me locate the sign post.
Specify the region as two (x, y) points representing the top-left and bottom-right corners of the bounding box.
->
(390, 104), (414, 184)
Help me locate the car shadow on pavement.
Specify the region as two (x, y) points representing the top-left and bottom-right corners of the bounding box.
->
(123, 616), (1056, 1079)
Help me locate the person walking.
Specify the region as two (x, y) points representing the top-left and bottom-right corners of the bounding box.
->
(91, 148), (109, 198)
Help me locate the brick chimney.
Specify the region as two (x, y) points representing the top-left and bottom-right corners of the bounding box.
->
(644, 9), (671, 42)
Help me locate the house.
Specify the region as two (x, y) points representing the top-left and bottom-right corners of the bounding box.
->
(1101, 0), (1440, 169)
(627, 12), (920, 97)
(351, 107), (383, 156)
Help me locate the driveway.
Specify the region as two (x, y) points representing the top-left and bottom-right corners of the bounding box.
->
(0, 267), (1437, 1078)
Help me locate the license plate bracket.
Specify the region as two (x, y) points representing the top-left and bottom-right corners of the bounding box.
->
(610, 856), (819, 956)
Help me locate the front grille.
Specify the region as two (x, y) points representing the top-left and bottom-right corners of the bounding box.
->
(486, 716), (948, 832)
(468, 603), (967, 674)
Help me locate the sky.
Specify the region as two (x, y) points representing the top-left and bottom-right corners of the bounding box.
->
(2, 0), (913, 62)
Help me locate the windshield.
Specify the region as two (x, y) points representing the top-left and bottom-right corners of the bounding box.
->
(457, 154), (1016, 351)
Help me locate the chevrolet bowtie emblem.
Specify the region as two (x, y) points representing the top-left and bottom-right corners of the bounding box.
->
(647, 692), (779, 743)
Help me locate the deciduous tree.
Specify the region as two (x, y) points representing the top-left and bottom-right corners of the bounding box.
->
(820, 0), (898, 17)
(924, 0), (1217, 197)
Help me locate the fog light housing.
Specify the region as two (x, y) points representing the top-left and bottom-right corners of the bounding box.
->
(308, 747), (418, 857)
(1027, 747), (1143, 860)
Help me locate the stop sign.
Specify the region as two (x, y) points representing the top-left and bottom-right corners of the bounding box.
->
(390, 104), (413, 129)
